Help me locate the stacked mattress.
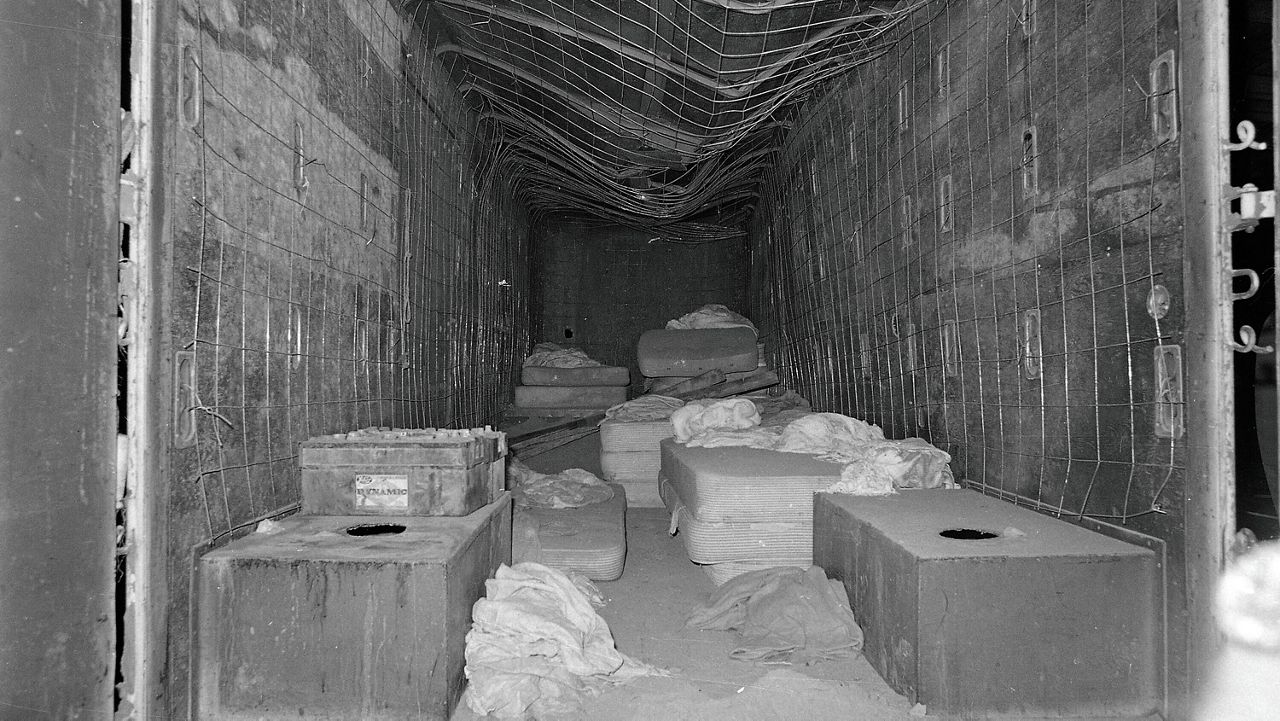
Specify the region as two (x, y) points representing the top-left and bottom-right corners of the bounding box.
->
(598, 418), (673, 507)
(513, 363), (629, 415)
(514, 484), (628, 581)
(658, 438), (846, 585)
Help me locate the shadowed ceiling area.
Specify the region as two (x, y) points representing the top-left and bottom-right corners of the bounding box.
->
(401, 0), (920, 227)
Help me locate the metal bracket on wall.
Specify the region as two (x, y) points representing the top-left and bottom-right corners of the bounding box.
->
(859, 332), (872, 379)
(1148, 50), (1177, 143)
(1022, 309), (1042, 379)
(942, 320), (959, 378)
(179, 44), (201, 129)
(905, 322), (917, 372)
(173, 350), (197, 448)
(1153, 344), (1184, 438)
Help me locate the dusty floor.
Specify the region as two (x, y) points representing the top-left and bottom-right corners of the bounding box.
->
(454, 431), (1167, 721)
(450, 432), (918, 721)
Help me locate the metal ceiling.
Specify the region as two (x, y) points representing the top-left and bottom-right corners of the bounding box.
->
(402, 0), (920, 226)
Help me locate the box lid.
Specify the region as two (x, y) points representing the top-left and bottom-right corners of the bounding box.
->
(300, 426), (506, 467)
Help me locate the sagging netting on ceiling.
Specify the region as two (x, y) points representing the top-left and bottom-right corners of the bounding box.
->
(401, 0), (921, 226)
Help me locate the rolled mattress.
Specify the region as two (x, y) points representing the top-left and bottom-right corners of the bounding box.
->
(521, 365), (630, 387)
(636, 327), (758, 377)
(517, 484), (627, 581)
(658, 438), (845, 524)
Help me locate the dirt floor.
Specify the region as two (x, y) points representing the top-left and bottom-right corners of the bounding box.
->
(450, 433), (919, 721)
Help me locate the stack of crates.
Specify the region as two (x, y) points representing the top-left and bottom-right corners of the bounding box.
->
(196, 427), (512, 721)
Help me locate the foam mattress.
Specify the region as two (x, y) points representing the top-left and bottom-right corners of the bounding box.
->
(658, 438), (845, 523)
(600, 449), (662, 481)
(636, 327), (758, 377)
(599, 419), (673, 453)
(521, 365), (630, 387)
(516, 484), (627, 581)
(514, 385), (627, 409)
(660, 479), (812, 565)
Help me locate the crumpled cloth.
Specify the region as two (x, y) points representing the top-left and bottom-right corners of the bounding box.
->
(665, 303), (757, 333)
(671, 398), (761, 444)
(825, 438), (956, 496)
(674, 410), (954, 494)
(508, 456), (614, 509)
(773, 412), (884, 454)
(686, 565), (863, 664)
(602, 394), (685, 423)
(464, 563), (665, 719)
(523, 342), (602, 368)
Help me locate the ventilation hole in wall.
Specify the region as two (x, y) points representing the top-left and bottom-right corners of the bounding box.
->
(940, 528), (999, 540)
(564, 327), (574, 339)
(346, 523), (406, 537)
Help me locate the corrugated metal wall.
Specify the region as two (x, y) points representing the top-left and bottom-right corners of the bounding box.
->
(749, 0), (1186, 705)
(532, 218), (748, 394)
(164, 0), (528, 714)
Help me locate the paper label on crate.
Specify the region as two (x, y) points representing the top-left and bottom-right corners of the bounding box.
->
(354, 474), (410, 509)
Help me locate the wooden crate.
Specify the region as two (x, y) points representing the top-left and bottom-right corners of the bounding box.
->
(300, 427), (505, 517)
(813, 489), (1159, 719)
(196, 494), (512, 720)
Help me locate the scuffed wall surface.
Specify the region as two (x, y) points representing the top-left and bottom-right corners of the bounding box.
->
(532, 219), (748, 394)
(749, 0), (1184, 710)
(164, 1), (527, 714)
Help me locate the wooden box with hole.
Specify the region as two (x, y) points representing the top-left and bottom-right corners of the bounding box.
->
(812, 488), (1159, 719)
(195, 493), (511, 720)
(300, 427), (506, 517)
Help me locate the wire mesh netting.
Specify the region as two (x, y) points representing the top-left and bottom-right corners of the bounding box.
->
(166, 1), (528, 710)
(405, 0), (923, 222)
(751, 0), (1185, 529)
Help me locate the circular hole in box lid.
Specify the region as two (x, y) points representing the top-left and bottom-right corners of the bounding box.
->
(939, 528), (999, 540)
(346, 523), (407, 537)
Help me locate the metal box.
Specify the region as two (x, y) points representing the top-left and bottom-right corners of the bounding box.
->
(300, 427), (505, 517)
(196, 494), (512, 720)
(813, 489), (1158, 719)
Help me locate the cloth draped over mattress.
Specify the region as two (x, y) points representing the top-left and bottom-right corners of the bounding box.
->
(671, 398), (761, 443)
(523, 342), (603, 368)
(508, 456), (614, 509)
(602, 394), (685, 423)
(686, 565), (864, 664)
(665, 303), (757, 333)
(464, 563), (664, 719)
(670, 402), (954, 494)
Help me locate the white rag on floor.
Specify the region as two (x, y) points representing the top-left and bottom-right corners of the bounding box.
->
(602, 394), (686, 422)
(507, 456), (614, 509)
(686, 565), (864, 664)
(674, 408), (954, 494)
(670, 398), (761, 444)
(463, 563), (665, 719)
(523, 342), (603, 368)
(665, 303), (757, 333)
